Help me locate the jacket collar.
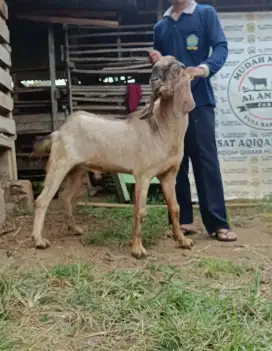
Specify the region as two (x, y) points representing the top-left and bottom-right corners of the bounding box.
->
(163, 1), (197, 17)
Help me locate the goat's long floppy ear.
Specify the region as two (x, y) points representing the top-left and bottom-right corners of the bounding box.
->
(179, 72), (196, 115)
(140, 91), (158, 120)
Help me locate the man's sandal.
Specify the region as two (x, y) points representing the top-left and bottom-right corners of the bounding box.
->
(215, 229), (237, 242)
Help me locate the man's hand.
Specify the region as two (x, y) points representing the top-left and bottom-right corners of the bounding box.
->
(185, 66), (207, 78)
(149, 50), (162, 64)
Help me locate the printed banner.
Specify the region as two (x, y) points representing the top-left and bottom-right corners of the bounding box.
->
(188, 11), (272, 201)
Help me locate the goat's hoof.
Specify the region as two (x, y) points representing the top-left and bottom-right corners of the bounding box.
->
(131, 246), (148, 259)
(179, 238), (194, 250)
(35, 238), (51, 250)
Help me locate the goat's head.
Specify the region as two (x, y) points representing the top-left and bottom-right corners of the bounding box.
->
(141, 55), (195, 119)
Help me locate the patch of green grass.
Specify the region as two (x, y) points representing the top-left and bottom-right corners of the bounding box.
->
(0, 259), (271, 350)
(79, 206), (168, 248)
(127, 184), (165, 205)
(197, 258), (245, 277)
(48, 263), (91, 279)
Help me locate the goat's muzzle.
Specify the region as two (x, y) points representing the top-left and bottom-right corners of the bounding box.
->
(140, 56), (186, 120)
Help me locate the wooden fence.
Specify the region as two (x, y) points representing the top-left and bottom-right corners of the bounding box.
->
(0, 0), (17, 180)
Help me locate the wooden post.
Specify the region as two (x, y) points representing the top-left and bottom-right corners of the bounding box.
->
(64, 24), (73, 114)
(48, 23), (58, 131)
(117, 13), (122, 59)
(157, 0), (163, 20)
(0, 0), (17, 181)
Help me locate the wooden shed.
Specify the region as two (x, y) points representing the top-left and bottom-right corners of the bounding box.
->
(2, 0), (272, 201)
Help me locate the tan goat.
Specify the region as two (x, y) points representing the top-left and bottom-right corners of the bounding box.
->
(32, 55), (195, 258)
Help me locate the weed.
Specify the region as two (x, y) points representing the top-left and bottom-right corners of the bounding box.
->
(0, 259), (271, 350)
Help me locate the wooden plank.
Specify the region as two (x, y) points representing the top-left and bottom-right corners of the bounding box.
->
(73, 68), (152, 75)
(74, 61), (148, 69)
(78, 24), (153, 30)
(0, 66), (12, 91)
(73, 96), (126, 103)
(0, 90), (13, 111)
(48, 23), (57, 131)
(69, 31), (153, 39)
(0, 116), (15, 135)
(103, 63), (152, 71)
(72, 96), (149, 103)
(25, 10), (117, 19)
(70, 57), (148, 63)
(7, 143), (17, 180)
(0, 133), (12, 148)
(13, 87), (50, 93)
(69, 42), (153, 49)
(16, 15), (119, 28)
(72, 92), (151, 97)
(14, 100), (51, 104)
(15, 103), (50, 107)
(72, 85), (151, 91)
(64, 24), (73, 114)
(3, 43), (11, 53)
(0, 1), (8, 20)
(15, 121), (64, 134)
(77, 201), (264, 209)
(73, 104), (127, 111)
(13, 113), (65, 124)
(70, 47), (151, 55)
(0, 16), (9, 43)
(77, 202), (164, 209)
(0, 43), (11, 67)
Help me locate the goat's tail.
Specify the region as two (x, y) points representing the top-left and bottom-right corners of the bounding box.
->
(31, 133), (55, 156)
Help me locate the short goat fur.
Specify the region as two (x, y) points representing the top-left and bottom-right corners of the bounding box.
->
(32, 56), (196, 258)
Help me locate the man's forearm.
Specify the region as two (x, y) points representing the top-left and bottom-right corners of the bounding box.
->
(200, 42), (228, 77)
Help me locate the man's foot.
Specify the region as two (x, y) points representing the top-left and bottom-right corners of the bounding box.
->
(166, 224), (197, 238)
(215, 229), (237, 242)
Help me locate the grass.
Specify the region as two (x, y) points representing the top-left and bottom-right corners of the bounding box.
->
(0, 258), (271, 351)
(78, 206), (169, 248)
(2, 194), (272, 349)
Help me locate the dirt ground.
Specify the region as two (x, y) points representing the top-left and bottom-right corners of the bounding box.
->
(1, 199), (272, 273)
(1, 199), (272, 350)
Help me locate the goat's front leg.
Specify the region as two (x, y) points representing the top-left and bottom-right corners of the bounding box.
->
(131, 176), (151, 259)
(159, 169), (194, 250)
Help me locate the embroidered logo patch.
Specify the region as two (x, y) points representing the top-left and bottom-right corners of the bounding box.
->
(186, 34), (199, 51)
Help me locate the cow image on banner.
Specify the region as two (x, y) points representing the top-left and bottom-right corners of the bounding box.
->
(228, 54), (272, 131)
(187, 12), (272, 201)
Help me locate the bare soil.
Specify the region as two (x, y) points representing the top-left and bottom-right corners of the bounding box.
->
(1, 199), (272, 274)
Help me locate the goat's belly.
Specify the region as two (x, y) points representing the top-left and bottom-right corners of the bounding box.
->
(85, 151), (136, 175)
(85, 162), (133, 175)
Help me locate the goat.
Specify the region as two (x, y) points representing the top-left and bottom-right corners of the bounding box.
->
(31, 55), (196, 259)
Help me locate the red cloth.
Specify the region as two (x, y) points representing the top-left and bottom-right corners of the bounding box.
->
(127, 84), (142, 113)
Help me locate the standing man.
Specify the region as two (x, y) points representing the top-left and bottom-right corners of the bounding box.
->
(150, 0), (237, 242)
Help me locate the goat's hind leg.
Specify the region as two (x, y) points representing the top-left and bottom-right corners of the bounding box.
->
(32, 143), (76, 249)
(131, 176), (151, 259)
(58, 167), (86, 235)
(159, 169), (194, 250)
